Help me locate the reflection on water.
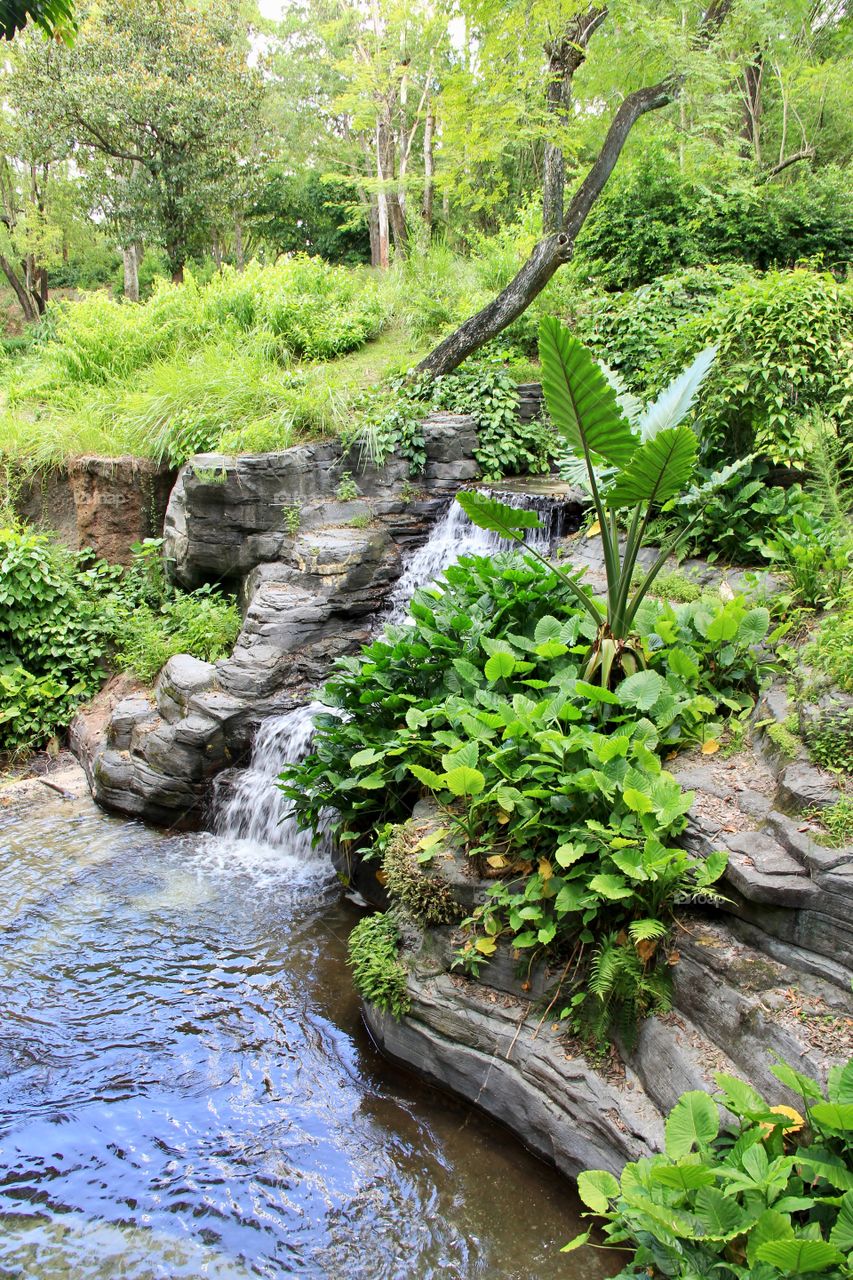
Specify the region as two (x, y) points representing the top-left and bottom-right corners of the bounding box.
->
(0, 792), (612, 1279)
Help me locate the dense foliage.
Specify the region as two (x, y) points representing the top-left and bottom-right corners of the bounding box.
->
(278, 550), (778, 1040)
(567, 1058), (853, 1280)
(0, 527), (239, 751)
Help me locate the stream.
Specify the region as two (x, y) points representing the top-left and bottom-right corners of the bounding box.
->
(0, 495), (613, 1278)
(0, 765), (613, 1278)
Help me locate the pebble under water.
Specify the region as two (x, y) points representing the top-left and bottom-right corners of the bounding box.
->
(0, 788), (614, 1279)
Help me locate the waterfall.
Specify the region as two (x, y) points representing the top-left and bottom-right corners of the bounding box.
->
(212, 704), (325, 861)
(212, 488), (578, 860)
(387, 488), (573, 617)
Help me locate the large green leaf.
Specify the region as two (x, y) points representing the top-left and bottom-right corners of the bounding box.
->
(638, 347), (716, 441)
(539, 317), (637, 467)
(829, 1061), (853, 1105)
(747, 1210), (795, 1267)
(664, 1090), (719, 1158)
(650, 1162), (717, 1192)
(444, 765), (485, 797)
(577, 1169), (620, 1213)
(693, 1186), (747, 1240)
(830, 1191), (853, 1252)
(604, 426), (698, 510)
(795, 1153), (853, 1191)
(755, 1239), (844, 1272)
(455, 491), (542, 539)
(810, 1102), (853, 1132)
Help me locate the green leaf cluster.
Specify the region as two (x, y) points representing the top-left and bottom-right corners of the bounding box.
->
(566, 1057), (853, 1280)
(347, 911), (410, 1019)
(276, 552), (779, 1039)
(0, 526), (240, 750)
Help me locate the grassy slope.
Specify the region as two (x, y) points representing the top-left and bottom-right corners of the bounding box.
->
(0, 317), (428, 469)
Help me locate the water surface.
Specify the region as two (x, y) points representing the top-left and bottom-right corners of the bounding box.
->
(0, 791), (614, 1279)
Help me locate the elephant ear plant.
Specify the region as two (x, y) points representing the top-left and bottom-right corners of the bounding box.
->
(458, 317), (716, 687)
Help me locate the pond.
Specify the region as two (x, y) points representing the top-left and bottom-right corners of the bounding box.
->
(0, 775), (615, 1279)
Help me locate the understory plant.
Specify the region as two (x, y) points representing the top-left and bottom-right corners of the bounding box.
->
(459, 317), (718, 686)
(566, 1058), (853, 1279)
(276, 549), (779, 1041)
(0, 526), (240, 751)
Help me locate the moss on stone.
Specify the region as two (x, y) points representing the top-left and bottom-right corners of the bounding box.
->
(766, 721), (801, 761)
(382, 820), (463, 926)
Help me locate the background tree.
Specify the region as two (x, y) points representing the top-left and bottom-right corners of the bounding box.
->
(18, 0), (266, 284)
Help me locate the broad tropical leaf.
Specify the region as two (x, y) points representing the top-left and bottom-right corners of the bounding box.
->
(693, 1186), (747, 1240)
(664, 1090), (719, 1158)
(604, 426), (698, 509)
(638, 347), (716, 441)
(539, 317), (637, 467)
(577, 1169), (620, 1212)
(830, 1191), (853, 1252)
(444, 765), (485, 797)
(755, 1239), (844, 1272)
(747, 1210), (795, 1267)
(601, 362), (643, 426)
(829, 1060), (853, 1105)
(455, 491), (542, 538)
(810, 1102), (853, 1132)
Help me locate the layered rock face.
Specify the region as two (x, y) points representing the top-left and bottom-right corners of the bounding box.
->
(363, 717), (853, 1178)
(73, 416), (486, 827)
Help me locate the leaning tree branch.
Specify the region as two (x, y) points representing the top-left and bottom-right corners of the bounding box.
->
(414, 0), (734, 379)
(764, 146), (816, 177)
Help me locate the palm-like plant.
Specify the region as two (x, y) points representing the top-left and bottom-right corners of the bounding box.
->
(457, 317), (716, 687)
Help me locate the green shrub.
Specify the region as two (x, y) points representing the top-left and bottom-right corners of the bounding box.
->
(0, 527), (113, 751)
(804, 593), (853, 695)
(363, 347), (554, 480)
(810, 796), (853, 847)
(665, 268), (853, 464)
(276, 548), (785, 1041)
(573, 152), (853, 290)
(571, 264), (757, 396)
(565, 1058), (853, 1280)
(347, 912), (410, 1018)
(111, 585), (241, 683)
(0, 527), (241, 750)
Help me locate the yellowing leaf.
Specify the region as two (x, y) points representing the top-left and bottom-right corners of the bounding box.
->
(538, 858), (553, 881)
(496, 809), (510, 825)
(486, 854), (508, 869)
(585, 520), (601, 539)
(701, 739), (721, 755)
(475, 936), (498, 955)
(760, 1105), (805, 1138)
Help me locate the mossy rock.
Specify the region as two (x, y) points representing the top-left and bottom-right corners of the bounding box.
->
(382, 819), (464, 927)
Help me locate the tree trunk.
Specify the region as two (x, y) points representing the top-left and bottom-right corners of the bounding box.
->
(0, 254), (39, 324)
(122, 245), (140, 302)
(212, 228), (223, 269)
(422, 108), (434, 230)
(375, 117), (391, 270)
(417, 233), (571, 376)
(234, 217), (245, 271)
(368, 198), (381, 266)
(741, 49), (764, 164)
(416, 77), (673, 377)
(543, 9), (607, 233)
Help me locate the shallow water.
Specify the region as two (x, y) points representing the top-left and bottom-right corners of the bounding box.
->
(0, 792), (615, 1279)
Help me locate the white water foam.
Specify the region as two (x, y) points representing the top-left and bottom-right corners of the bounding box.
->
(387, 491), (553, 618)
(204, 704), (332, 884)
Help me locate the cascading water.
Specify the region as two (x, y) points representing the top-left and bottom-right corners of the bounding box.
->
(219, 486), (582, 855)
(388, 486), (576, 617)
(201, 704), (334, 883)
